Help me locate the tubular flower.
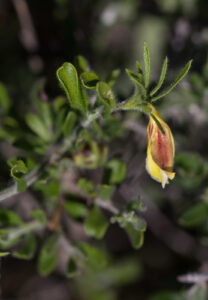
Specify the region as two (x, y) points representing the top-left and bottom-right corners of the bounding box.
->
(146, 105), (175, 188)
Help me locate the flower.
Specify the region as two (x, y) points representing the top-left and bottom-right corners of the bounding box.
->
(146, 105), (175, 188)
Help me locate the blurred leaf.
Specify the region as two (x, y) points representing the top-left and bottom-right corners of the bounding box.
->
(78, 178), (95, 196)
(112, 212), (146, 249)
(127, 197), (147, 212)
(64, 200), (88, 219)
(38, 235), (59, 276)
(106, 159), (126, 184)
(143, 41), (151, 88)
(149, 290), (185, 300)
(84, 206), (109, 239)
(25, 113), (52, 142)
(63, 111), (77, 137)
(0, 210), (23, 226)
(150, 56), (168, 96)
(12, 234), (37, 260)
(179, 203), (208, 227)
(67, 258), (78, 278)
(151, 60), (192, 102)
(74, 55), (90, 74)
(106, 69), (120, 87)
(80, 72), (100, 89)
(37, 100), (53, 132)
(78, 242), (108, 269)
(97, 185), (114, 201)
(56, 62), (88, 112)
(0, 82), (11, 111)
(31, 209), (47, 224)
(0, 252), (9, 257)
(96, 82), (116, 111)
(9, 159), (28, 192)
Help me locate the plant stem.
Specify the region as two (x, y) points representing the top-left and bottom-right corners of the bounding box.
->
(0, 108), (105, 203)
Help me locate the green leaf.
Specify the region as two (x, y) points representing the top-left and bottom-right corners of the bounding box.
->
(151, 60), (192, 102)
(64, 201), (88, 219)
(84, 206), (109, 239)
(96, 81), (116, 110)
(74, 55), (90, 73)
(62, 111), (77, 137)
(179, 203), (208, 227)
(56, 62), (88, 112)
(150, 113), (165, 135)
(80, 72), (100, 89)
(10, 160), (28, 192)
(0, 210), (23, 226)
(31, 209), (47, 224)
(143, 42), (151, 88)
(127, 197), (146, 212)
(126, 69), (146, 96)
(12, 234), (37, 260)
(0, 82), (11, 111)
(106, 159), (126, 184)
(97, 185), (114, 201)
(150, 56), (168, 96)
(112, 212), (146, 249)
(78, 242), (108, 269)
(37, 100), (53, 132)
(67, 258), (78, 278)
(106, 69), (120, 86)
(78, 178), (95, 196)
(0, 252), (9, 257)
(25, 113), (51, 142)
(38, 235), (59, 276)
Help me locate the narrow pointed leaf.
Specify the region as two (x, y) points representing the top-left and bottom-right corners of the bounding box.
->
(150, 57), (168, 97)
(143, 42), (151, 88)
(151, 60), (192, 102)
(126, 69), (146, 97)
(150, 113), (165, 136)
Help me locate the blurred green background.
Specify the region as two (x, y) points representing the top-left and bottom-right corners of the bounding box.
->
(1, 0), (208, 299)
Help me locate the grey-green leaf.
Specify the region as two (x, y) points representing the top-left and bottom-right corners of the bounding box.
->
(56, 62), (88, 113)
(151, 60), (192, 102)
(143, 42), (151, 88)
(80, 72), (100, 89)
(150, 57), (168, 97)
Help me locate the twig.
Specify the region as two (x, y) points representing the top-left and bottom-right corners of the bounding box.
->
(12, 0), (38, 52)
(178, 273), (208, 284)
(48, 197), (64, 232)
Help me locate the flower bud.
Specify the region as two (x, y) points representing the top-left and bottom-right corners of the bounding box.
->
(146, 105), (175, 188)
